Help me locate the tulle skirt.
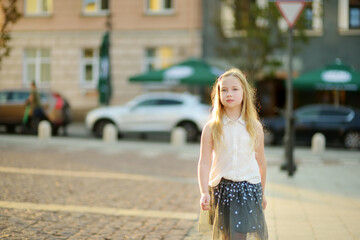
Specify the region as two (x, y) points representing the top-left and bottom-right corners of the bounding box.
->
(200, 178), (268, 240)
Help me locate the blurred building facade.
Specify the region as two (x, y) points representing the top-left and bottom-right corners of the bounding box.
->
(202, 0), (360, 115)
(0, 0), (202, 120)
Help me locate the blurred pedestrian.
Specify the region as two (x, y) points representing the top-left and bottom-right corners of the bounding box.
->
(52, 92), (70, 135)
(23, 81), (46, 131)
(197, 68), (268, 240)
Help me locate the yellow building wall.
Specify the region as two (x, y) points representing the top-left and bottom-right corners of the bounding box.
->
(0, 0), (202, 120)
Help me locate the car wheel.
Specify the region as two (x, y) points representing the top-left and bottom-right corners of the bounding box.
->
(344, 131), (360, 149)
(139, 133), (148, 140)
(52, 126), (59, 136)
(29, 117), (41, 134)
(264, 128), (275, 145)
(179, 122), (198, 142)
(93, 120), (112, 138)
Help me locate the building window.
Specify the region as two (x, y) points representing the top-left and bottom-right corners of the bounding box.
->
(234, 0), (256, 30)
(23, 49), (51, 87)
(350, 0), (360, 28)
(306, 0), (323, 33)
(304, 5), (313, 29)
(144, 47), (173, 71)
(145, 0), (174, 14)
(222, 0), (323, 36)
(81, 48), (99, 89)
(221, 0), (267, 37)
(83, 0), (109, 15)
(25, 0), (53, 16)
(338, 0), (360, 33)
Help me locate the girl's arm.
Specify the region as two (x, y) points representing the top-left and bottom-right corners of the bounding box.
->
(255, 121), (267, 209)
(197, 122), (213, 210)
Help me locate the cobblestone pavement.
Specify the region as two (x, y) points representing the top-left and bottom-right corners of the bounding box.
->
(0, 136), (201, 240)
(1, 135), (360, 240)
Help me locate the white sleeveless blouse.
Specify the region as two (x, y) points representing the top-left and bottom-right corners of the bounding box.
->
(208, 115), (261, 187)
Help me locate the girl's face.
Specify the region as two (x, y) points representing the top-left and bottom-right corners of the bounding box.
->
(219, 75), (244, 110)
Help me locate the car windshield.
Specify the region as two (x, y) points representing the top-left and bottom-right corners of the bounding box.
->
(39, 92), (49, 102)
(135, 99), (159, 107)
(295, 105), (354, 122)
(0, 92), (7, 103)
(133, 98), (183, 108)
(320, 108), (351, 117)
(319, 107), (353, 122)
(158, 99), (183, 105)
(294, 107), (321, 122)
(8, 91), (30, 103)
(125, 97), (142, 108)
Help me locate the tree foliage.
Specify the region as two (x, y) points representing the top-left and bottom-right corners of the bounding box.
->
(0, 0), (21, 69)
(217, 0), (310, 82)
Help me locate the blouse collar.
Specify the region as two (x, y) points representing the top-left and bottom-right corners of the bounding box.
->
(223, 114), (245, 125)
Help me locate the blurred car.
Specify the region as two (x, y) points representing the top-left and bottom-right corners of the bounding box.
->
(0, 89), (71, 135)
(85, 92), (211, 141)
(262, 104), (360, 149)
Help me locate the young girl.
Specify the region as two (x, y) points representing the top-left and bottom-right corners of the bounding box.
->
(198, 68), (268, 240)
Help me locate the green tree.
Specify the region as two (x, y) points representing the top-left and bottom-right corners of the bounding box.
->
(0, 0), (21, 69)
(217, 0), (310, 82)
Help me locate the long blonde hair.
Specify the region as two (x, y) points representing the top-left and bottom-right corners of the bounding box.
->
(210, 68), (259, 151)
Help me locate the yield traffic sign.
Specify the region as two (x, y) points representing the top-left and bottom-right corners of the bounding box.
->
(276, 1), (306, 28)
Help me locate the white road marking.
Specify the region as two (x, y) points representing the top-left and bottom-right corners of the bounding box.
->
(0, 166), (197, 184)
(0, 201), (198, 220)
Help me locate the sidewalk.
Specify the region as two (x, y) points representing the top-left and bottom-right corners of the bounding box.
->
(1, 135), (359, 240)
(185, 165), (360, 240)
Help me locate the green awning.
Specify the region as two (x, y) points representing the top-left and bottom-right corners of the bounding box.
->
(129, 58), (224, 86)
(293, 59), (360, 91)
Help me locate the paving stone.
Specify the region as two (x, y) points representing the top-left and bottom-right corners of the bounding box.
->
(1, 136), (360, 240)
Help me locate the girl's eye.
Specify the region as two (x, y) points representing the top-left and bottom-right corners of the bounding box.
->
(221, 89), (227, 92)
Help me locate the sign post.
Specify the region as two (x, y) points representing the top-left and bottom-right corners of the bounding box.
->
(270, 0), (310, 176)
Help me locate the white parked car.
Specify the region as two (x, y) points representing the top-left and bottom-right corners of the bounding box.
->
(85, 92), (211, 141)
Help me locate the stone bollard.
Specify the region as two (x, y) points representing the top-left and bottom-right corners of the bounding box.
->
(311, 132), (326, 154)
(103, 123), (117, 143)
(171, 127), (187, 146)
(38, 120), (52, 139)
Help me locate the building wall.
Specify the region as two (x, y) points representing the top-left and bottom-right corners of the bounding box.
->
(202, 0), (360, 112)
(12, 0), (202, 31)
(0, 0), (203, 120)
(203, 0), (360, 72)
(295, 0), (360, 71)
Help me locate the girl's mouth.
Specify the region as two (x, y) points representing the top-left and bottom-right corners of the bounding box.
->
(226, 99), (234, 103)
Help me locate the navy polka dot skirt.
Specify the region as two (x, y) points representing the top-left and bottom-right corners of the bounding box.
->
(207, 178), (268, 240)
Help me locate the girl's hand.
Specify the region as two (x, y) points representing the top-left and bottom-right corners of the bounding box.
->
(262, 194), (267, 210)
(200, 193), (211, 211)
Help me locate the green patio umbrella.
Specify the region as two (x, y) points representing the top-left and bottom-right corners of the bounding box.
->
(98, 31), (112, 105)
(129, 58), (224, 86)
(293, 59), (360, 91)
